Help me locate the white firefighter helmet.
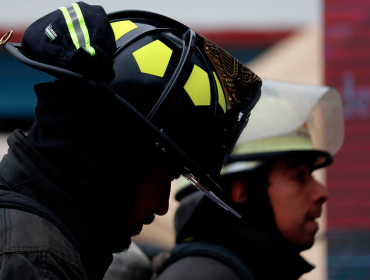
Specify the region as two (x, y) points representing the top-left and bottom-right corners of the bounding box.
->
(176, 79), (344, 200)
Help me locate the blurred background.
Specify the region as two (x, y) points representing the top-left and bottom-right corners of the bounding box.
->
(0, 1), (369, 279)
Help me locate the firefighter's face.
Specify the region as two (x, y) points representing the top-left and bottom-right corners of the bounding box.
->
(267, 158), (329, 251)
(125, 166), (178, 237)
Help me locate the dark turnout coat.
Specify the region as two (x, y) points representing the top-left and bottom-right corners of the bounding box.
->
(0, 207), (86, 279)
(0, 130), (112, 280)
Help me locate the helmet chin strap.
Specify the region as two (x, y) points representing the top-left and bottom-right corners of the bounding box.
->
(182, 173), (241, 218)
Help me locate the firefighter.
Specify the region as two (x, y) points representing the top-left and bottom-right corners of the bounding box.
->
(155, 80), (344, 280)
(0, 2), (261, 279)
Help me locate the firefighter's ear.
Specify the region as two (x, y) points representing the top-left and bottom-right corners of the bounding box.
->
(231, 181), (248, 203)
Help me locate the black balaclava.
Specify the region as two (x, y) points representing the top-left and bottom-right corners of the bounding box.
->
(25, 79), (182, 277)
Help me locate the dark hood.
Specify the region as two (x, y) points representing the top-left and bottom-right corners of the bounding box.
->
(0, 80), (170, 279)
(175, 191), (314, 280)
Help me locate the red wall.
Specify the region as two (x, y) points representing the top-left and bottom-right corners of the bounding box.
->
(325, 0), (370, 229)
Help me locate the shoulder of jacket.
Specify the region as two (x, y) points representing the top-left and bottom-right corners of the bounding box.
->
(156, 255), (242, 280)
(0, 208), (81, 267)
(156, 242), (257, 280)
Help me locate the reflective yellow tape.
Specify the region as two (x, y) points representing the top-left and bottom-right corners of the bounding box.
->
(111, 20), (138, 41)
(59, 6), (80, 50)
(133, 40), (173, 77)
(71, 3), (95, 56)
(59, 3), (95, 56)
(184, 65), (211, 106)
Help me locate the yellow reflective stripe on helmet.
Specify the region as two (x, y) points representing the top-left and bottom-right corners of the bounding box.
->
(213, 72), (226, 113)
(133, 40), (173, 77)
(59, 3), (95, 56)
(111, 21), (138, 41)
(184, 65), (211, 106)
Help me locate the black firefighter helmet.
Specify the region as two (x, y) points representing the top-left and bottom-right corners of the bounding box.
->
(0, 2), (262, 216)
